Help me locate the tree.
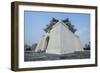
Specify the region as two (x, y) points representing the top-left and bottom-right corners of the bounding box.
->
(24, 44), (31, 51)
(84, 42), (90, 50)
(31, 43), (37, 51)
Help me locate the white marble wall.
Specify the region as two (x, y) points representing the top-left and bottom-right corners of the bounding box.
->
(74, 35), (83, 51)
(35, 21), (83, 54)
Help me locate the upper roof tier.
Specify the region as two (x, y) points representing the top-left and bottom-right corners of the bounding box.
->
(44, 18), (77, 33)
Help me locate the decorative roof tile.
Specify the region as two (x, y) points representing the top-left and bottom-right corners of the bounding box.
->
(44, 18), (77, 33)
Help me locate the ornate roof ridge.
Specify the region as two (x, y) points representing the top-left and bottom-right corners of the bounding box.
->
(44, 18), (77, 33)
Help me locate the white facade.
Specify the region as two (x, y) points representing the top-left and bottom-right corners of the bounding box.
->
(35, 21), (83, 54)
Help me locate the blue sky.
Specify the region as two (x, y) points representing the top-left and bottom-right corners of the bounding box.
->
(24, 11), (90, 48)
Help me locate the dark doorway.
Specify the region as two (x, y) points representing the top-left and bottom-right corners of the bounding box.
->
(43, 36), (50, 52)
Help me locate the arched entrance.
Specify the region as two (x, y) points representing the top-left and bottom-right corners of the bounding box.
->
(43, 36), (50, 52)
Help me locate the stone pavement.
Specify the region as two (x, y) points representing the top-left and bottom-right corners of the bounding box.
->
(24, 50), (90, 61)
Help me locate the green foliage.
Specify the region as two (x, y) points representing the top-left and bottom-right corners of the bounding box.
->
(84, 42), (90, 50)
